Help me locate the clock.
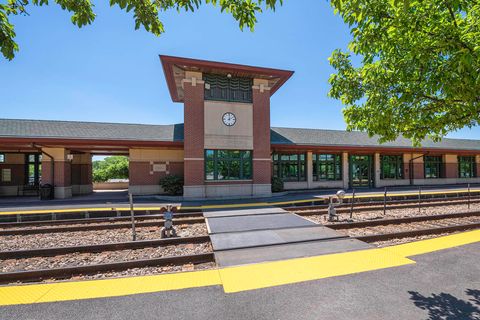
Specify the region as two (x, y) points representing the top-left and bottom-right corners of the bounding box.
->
(222, 112), (236, 126)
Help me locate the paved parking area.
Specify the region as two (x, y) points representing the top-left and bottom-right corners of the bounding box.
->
(1, 242), (478, 320)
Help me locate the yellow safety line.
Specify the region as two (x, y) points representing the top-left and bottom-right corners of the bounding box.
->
(2, 187), (479, 216)
(0, 270), (222, 307)
(0, 229), (478, 306)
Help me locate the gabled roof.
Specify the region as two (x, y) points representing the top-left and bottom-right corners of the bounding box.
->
(0, 119), (184, 142)
(270, 127), (480, 151)
(1, 119), (480, 152)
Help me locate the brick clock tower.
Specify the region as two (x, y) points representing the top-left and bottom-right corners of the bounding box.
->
(160, 56), (293, 198)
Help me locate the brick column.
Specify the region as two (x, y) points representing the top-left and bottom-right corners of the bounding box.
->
(306, 151), (313, 189)
(252, 79), (272, 196)
(41, 147), (72, 199)
(476, 155), (480, 178)
(444, 154), (458, 179)
(71, 153), (92, 195)
(342, 152), (349, 189)
(183, 71), (206, 198)
(374, 153), (381, 187)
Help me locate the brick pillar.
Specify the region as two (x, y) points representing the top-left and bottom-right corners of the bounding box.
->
(41, 147), (72, 199)
(307, 151), (313, 189)
(412, 154), (424, 180)
(476, 155), (480, 178)
(444, 154), (458, 178)
(342, 152), (349, 189)
(183, 71), (206, 198)
(374, 153), (381, 187)
(71, 153), (92, 195)
(252, 79), (272, 196)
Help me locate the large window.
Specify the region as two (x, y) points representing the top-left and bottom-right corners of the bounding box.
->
(424, 156), (443, 179)
(25, 153), (42, 185)
(458, 156), (476, 178)
(203, 73), (253, 103)
(272, 153), (306, 182)
(313, 154), (342, 181)
(380, 155), (403, 179)
(205, 150), (252, 180)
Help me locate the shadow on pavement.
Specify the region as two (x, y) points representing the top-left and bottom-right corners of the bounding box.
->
(408, 289), (480, 320)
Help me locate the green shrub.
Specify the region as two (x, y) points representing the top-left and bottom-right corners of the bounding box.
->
(159, 175), (184, 195)
(271, 176), (284, 193)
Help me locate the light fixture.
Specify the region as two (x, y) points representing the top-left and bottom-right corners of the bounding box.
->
(227, 73), (232, 78)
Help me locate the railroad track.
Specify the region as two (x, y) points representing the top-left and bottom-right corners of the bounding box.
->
(0, 217), (205, 236)
(324, 211), (480, 243)
(288, 195), (480, 215)
(0, 235), (214, 284)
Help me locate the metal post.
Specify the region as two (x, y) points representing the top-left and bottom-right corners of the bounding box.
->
(468, 183), (471, 210)
(383, 187), (387, 215)
(418, 186), (422, 213)
(350, 189), (355, 219)
(129, 193), (137, 241)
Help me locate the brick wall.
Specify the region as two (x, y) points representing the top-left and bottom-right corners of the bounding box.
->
(129, 161), (184, 186)
(252, 87), (271, 184)
(183, 79), (205, 186)
(0, 164), (24, 186)
(71, 164), (92, 185)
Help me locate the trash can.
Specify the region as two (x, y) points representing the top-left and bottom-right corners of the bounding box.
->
(40, 184), (54, 200)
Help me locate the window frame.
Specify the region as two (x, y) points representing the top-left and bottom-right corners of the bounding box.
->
(313, 154), (342, 181)
(458, 156), (477, 178)
(380, 155), (404, 180)
(272, 152), (307, 182)
(424, 155), (443, 179)
(204, 149), (252, 181)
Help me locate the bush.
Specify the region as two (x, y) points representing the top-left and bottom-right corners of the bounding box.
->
(159, 175), (184, 195)
(271, 177), (284, 193)
(92, 156), (129, 182)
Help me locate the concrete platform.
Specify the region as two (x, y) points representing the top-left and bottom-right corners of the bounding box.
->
(210, 226), (345, 251)
(206, 213), (314, 234)
(203, 207), (286, 218)
(215, 238), (372, 267)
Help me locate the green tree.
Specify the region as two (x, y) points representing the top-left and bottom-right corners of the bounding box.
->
(92, 156), (129, 182)
(0, 0), (282, 60)
(328, 1), (480, 145)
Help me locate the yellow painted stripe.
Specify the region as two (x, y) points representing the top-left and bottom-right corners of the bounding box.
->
(2, 188), (479, 216)
(0, 229), (478, 306)
(383, 228), (480, 258)
(0, 269), (221, 306)
(219, 248), (415, 293)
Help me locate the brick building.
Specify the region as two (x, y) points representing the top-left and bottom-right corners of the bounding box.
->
(1, 56), (480, 199)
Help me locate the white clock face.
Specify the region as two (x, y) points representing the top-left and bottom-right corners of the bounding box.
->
(222, 112), (236, 126)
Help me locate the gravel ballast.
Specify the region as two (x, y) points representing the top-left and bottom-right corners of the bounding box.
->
(0, 223), (208, 251)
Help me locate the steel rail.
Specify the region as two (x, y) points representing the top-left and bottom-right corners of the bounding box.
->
(0, 235), (211, 259)
(356, 223), (480, 242)
(290, 197), (480, 215)
(285, 194), (480, 211)
(0, 217), (205, 236)
(0, 252), (215, 284)
(0, 212), (204, 228)
(325, 210), (480, 230)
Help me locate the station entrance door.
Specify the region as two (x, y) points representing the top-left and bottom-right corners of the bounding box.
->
(349, 155), (374, 188)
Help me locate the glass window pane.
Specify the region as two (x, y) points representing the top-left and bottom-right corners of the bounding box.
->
(0, 154), (4, 163)
(205, 150), (214, 159)
(205, 161), (215, 180)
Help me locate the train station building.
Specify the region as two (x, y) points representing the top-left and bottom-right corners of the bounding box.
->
(1, 55), (480, 199)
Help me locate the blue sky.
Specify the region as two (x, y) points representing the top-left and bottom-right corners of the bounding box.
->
(1, 0), (479, 140)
